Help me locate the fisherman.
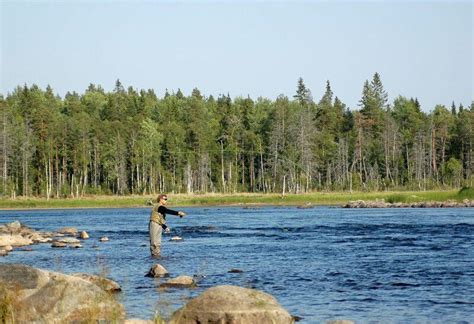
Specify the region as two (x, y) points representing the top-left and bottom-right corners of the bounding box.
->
(149, 194), (186, 257)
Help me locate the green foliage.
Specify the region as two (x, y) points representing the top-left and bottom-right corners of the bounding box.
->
(0, 77), (471, 198)
(0, 190), (462, 208)
(458, 187), (474, 200)
(293, 77), (312, 106)
(386, 194), (410, 204)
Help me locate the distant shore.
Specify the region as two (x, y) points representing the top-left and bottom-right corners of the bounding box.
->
(0, 189), (473, 210)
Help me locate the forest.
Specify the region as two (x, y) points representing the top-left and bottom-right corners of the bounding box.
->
(0, 73), (472, 198)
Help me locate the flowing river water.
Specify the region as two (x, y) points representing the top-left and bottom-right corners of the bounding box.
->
(0, 206), (473, 323)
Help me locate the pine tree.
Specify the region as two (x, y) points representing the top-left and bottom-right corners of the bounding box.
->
(293, 77), (312, 106)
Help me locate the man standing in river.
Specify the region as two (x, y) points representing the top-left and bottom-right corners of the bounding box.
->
(149, 194), (186, 257)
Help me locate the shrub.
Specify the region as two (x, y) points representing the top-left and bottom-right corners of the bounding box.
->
(458, 187), (474, 200)
(386, 194), (408, 204)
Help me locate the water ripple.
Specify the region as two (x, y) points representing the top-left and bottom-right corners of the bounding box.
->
(0, 206), (473, 323)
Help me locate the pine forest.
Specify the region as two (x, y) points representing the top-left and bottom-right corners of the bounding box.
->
(1, 73), (473, 198)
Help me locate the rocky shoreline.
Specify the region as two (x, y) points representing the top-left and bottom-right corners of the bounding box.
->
(0, 220), (96, 256)
(342, 199), (474, 208)
(0, 263), (304, 323)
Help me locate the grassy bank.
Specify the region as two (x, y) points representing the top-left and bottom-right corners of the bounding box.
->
(0, 188), (472, 209)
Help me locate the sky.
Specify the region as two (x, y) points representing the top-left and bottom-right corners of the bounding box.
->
(1, 0), (472, 112)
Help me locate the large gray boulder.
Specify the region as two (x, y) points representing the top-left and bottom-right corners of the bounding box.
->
(170, 285), (293, 324)
(0, 264), (124, 323)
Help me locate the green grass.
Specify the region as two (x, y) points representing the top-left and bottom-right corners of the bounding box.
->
(0, 196), (150, 209)
(0, 188), (471, 209)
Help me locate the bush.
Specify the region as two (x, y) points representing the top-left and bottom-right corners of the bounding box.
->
(458, 187), (474, 200)
(386, 194), (408, 204)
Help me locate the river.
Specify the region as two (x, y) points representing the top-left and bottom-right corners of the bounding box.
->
(1, 206), (473, 323)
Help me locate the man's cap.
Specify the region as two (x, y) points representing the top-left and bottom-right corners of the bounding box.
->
(158, 194), (168, 201)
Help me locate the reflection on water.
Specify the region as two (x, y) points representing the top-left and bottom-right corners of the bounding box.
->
(1, 206), (473, 323)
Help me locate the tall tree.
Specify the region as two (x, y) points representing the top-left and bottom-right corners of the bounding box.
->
(293, 77), (312, 106)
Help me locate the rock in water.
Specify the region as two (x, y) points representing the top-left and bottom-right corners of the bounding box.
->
(228, 268), (244, 273)
(145, 264), (169, 278)
(57, 227), (78, 235)
(57, 237), (80, 244)
(170, 285), (293, 323)
(51, 241), (67, 248)
(160, 275), (195, 288)
(0, 234), (33, 247)
(6, 220), (21, 231)
(80, 231), (89, 239)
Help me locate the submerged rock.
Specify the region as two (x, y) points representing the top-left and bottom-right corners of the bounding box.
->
(228, 268), (244, 273)
(0, 264), (124, 323)
(170, 285), (293, 323)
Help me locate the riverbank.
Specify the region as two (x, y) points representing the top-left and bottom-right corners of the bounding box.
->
(0, 188), (472, 209)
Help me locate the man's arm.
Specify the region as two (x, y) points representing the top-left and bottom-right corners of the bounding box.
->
(158, 206), (186, 217)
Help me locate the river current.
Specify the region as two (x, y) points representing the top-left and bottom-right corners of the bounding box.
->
(0, 206), (473, 323)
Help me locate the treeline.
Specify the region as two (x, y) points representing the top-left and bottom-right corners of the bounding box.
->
(0, 73), (473, 198)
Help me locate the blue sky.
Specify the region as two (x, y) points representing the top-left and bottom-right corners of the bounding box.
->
(1, 1), (472, 111)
